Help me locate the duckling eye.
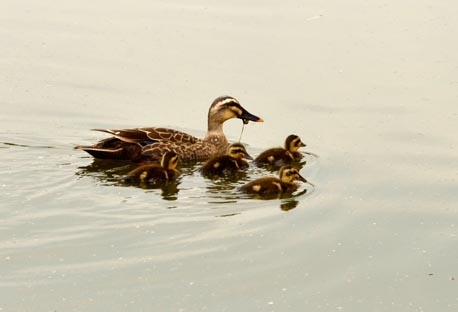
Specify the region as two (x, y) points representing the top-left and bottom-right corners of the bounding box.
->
(286, 170), (298, 176)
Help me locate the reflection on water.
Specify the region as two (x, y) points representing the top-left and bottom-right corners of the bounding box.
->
(254, 159), (307, 172)
(75, 155), (315, 210)
(76, 159), (184, 200)
(281, 198), (300, 211)
(2, 0), (457, 310)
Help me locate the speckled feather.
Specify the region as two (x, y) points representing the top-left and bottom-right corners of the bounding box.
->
(75, 96), (263, 162)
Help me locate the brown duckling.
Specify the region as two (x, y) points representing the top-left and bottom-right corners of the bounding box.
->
(123, 151), (179, 183)
(254, 134), (306, 166)
(238, 165), (307, 196)
(200, 142), (252, 177)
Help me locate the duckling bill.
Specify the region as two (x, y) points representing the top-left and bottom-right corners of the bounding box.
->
(254, 134), (306, 166)
(123, 151), (179, 184)
(200, 143), (251, 177)
(238, 165), (307, 196)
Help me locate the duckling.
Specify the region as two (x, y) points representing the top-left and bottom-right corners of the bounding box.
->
(200, 143), (252, 177)
(238, 165), (307, 196)
(75, 96), (263, 161)
(123, 151), (179, 184)
(254, 135), (306, 166)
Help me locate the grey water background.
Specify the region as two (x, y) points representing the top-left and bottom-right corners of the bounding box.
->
(1, 0), (457, 311)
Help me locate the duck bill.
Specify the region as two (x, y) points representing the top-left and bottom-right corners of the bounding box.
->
(297, 174), (308, 183)
(306, 181), (315, 187)
(239, 108), (264, 124)
(244, 153), (253, 160)
(299, 141), (306, 147)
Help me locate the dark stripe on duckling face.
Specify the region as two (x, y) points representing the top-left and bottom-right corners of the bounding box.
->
(227, 143), (252, 160)
(279, 165), (307, 183)
(160, 151), (179, 169)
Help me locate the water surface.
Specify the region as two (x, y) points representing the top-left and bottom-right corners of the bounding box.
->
(1, 0), (457, 311)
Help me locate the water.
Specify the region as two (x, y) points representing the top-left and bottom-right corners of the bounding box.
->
(1, 0), (458, 311)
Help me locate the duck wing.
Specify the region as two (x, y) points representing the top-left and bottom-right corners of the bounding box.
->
(94, 127), (200, 145)
(142, 140), (214, 162)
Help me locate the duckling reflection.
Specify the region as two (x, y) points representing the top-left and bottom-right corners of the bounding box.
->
(200, 143), (251, 178)
(122, 151), (179, 184)
(280, 199), (299, 211)
(238, 165), (309, 198)
(254, 134), (306, 167)
(75, 159), (134, 184)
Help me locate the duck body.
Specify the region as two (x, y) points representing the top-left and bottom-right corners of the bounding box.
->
(122, 151), (180, 184)
(123, 164), (177, 184)
(238, 165), (307, 197)
(75, 96), (263, 162)
(254, 135), (305, 166)
(239, 177), (300, 195)
(200, 143), (251, 177)
(254, 148), (303, 166)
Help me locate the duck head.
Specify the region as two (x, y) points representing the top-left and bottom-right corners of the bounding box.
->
(285, 134), (306, 152)
(208, 96), (263, 130)
(226, 142), (253, 160)
(160, 151), (179, 170)
(279, 165), (307, 184)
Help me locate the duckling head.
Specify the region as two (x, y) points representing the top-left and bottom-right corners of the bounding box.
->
(285, 134), (306, 152)
(160, 151), (179, 170)
(279, 165), (307, 184)
(226, 142), (253, 160)
(208, 96), (263, 130)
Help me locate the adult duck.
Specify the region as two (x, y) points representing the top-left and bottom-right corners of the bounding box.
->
(75, 96), (263, 161)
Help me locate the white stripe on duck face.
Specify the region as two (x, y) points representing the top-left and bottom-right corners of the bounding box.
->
(211, 97), (240, 111)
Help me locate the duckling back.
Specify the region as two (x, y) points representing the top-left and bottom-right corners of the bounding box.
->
(123, 164), (169, 184)
(200, 155), (248, 177)
(238, 177), (299, 195)
(254, 148), (295, 166)
(254, 135), (305, 166)
(123, 151), (180, 183)
(239, 165), (307, 196)
(200, 142), (251, 177)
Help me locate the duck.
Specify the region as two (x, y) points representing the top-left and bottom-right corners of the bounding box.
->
(254, 134), (306, 166)
(75, 96), (263, 162)
(122, 151), (180, 184)
(200, 142), (252, 177)
(238, 165), (307, 196)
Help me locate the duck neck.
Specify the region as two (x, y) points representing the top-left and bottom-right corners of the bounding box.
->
(204, 120), (228, 150)
(205, 119), (225, 139)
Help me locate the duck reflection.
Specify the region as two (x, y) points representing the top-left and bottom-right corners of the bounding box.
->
(256, 160), (306, 172)
(76, 158), (312, 208)
(76, 159), (134, 182)
(75, 158), (182, 199)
